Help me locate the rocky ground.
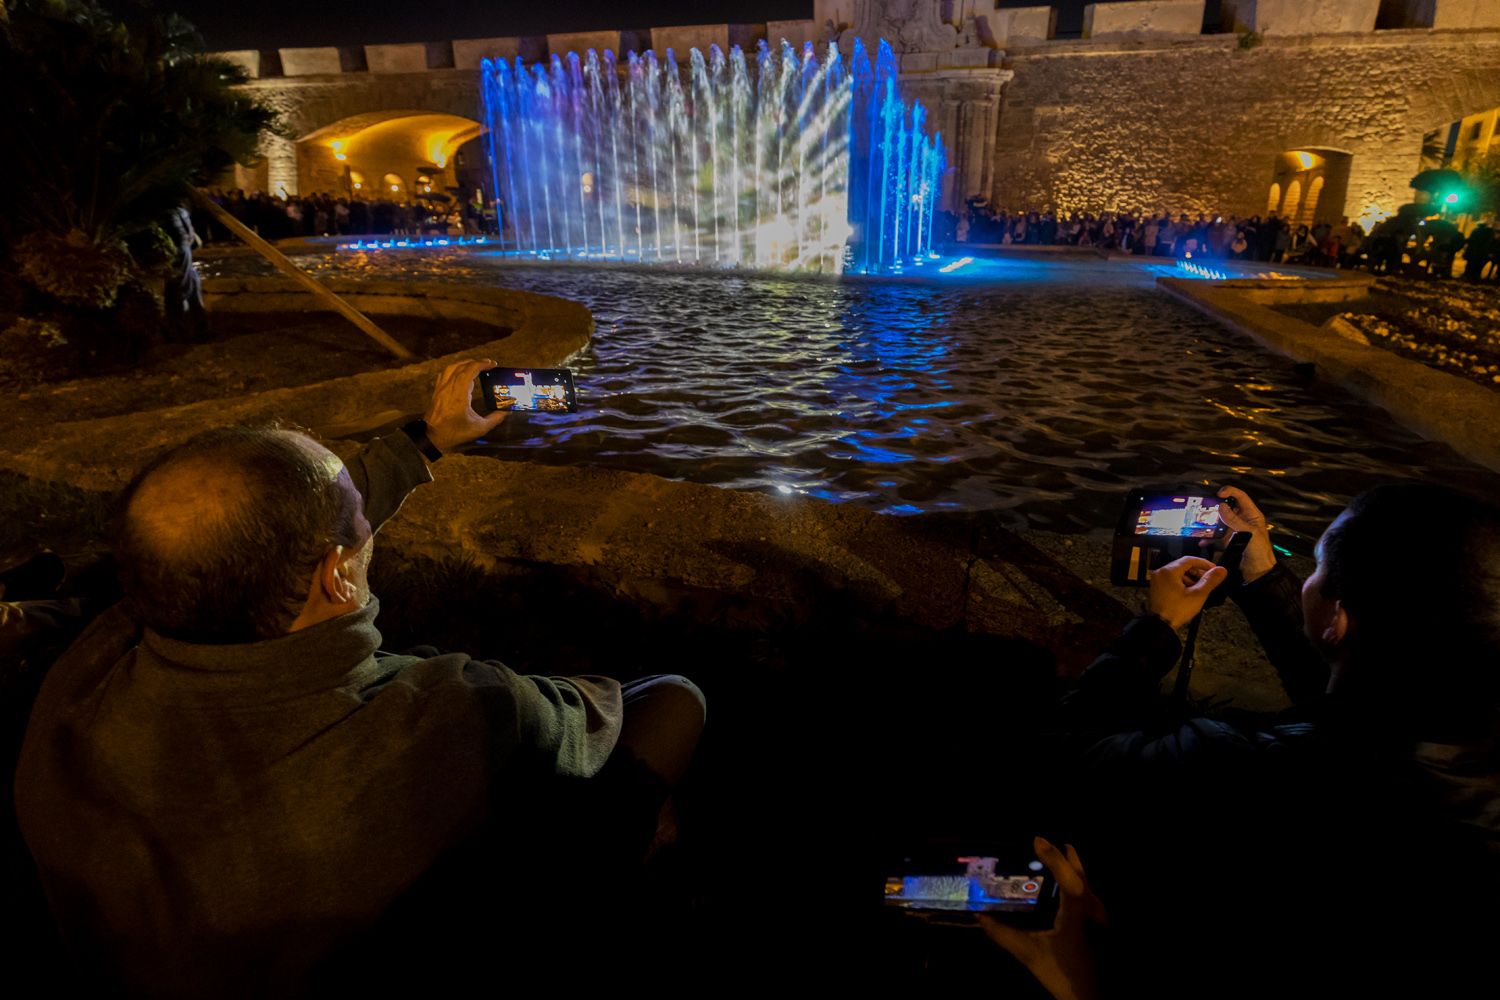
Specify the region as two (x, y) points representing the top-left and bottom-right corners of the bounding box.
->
(1273, 276), (1500, 391)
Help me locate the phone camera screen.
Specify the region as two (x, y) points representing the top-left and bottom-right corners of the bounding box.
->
(1133, 494), (1224, 538)
(488, 370), (573, 413)
(883, 856), (1045, 914)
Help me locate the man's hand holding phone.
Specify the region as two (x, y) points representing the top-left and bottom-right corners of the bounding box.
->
(978, 837), (1107, 1000)
(1215, 486), (1277, 584)
(423, 358), (507, 453)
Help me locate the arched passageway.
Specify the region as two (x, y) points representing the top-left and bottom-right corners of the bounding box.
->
(296, 111), (485, 202)
(1267, 148), (1352, 227)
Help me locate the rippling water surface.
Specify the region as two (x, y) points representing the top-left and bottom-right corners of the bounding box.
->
(281, 250), (1499, 549)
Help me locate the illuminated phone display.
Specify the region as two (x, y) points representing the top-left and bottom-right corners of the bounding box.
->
(479, 368), (578, 414)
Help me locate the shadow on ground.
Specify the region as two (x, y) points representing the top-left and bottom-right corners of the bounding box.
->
(369, 552), (1071, 990)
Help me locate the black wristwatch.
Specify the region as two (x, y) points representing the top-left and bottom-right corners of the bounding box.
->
(400, 419), (444, 462)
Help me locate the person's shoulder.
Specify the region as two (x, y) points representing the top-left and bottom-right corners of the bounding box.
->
(32, 604), (142, 701)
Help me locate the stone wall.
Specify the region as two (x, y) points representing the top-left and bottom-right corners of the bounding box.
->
(1081, 1), (1205, 40)
(992, 27), (1500, 221)
(1222, 0), (1382, 35)
(216, 2), (1500, 217)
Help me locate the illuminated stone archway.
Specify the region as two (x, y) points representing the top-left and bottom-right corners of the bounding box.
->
(1268, 148), (1352, 227)
(1302, 176), (1325, 228)
(1281, 177), (1302, 222)
(296, 111), (484, 200)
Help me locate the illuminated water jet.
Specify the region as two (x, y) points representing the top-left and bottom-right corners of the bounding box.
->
(481, 38), (943, 274)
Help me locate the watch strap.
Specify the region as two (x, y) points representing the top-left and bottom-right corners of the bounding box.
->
(400, 419), (444, 462)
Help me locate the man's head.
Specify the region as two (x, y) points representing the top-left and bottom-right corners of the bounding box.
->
(1305, 484), (1500, 730)
(115, 426), (372, 644)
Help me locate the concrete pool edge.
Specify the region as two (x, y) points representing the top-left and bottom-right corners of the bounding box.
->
(1159, 275), (1500, 476)
(328, 453), (1137, 676)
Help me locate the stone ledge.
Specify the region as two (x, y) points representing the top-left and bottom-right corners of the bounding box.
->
(1005, 23), (1500, 54)
(0, 280), (592, 491)
(1159, 275), (1500, 474)
(367, 455), (1130, 669)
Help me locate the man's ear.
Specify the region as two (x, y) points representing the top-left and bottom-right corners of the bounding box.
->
(1323, 600), (1351, 647)
(317, 546), (356, 604)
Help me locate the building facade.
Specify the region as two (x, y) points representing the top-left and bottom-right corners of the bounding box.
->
(218, 0), (1500, 229)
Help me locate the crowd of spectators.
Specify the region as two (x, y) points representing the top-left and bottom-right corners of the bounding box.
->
(193, 188), (492, 243)
(189, 188), (1500, 282)
(952, 203), (1500, 281)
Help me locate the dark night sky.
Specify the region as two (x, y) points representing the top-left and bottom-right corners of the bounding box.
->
(156, 1), (1185, 52)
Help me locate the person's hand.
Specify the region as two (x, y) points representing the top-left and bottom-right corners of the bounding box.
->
(1216, 486), (1277, 584)
(422, 358), (506, 453)
(1148, 556), (1227, 629)
(977, 837), (1107, 1000)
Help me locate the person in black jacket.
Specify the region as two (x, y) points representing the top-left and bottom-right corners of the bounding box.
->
(1051, 483), (1500, 997)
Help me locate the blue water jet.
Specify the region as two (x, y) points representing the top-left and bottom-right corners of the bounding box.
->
(480, 38), (944, 274)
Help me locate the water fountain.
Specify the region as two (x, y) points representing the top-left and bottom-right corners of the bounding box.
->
(480, 38), (945, 274)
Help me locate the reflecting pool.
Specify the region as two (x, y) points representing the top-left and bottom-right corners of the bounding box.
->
(284, 250), (1500, 549)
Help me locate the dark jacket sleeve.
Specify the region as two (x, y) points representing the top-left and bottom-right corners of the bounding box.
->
(1230, 563), (1329, 705)
(1062, 614), (1182, 735)
(342, 432), (434, 533)
(502, 670), (624, 778)
(389, 653), (624, 780)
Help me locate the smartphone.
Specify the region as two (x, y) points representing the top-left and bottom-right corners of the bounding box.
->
(478, 367), (578, 414)
(1110, 489), (1230, 587)
(1126, 492), (1227, 539)
(883, 850), (1060, 928)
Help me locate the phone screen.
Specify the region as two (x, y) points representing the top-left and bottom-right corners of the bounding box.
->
(1133, 494), (1225, 538)
(481, 368), (577, 413)
(883, 856), (1047, 914)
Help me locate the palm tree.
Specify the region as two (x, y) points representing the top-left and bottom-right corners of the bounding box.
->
(1, 0), (275, 342)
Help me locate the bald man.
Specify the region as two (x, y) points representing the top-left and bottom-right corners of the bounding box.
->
(15, 360), (705, 996)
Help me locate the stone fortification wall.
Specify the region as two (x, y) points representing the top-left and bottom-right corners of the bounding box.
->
(216, 0), (1500, 220)
(992, 26), (1500, 221)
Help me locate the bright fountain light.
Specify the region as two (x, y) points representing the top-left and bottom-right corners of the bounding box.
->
(480, 38), (943, 274)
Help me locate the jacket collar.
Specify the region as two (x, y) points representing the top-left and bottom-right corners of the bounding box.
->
(132, 599), (385, 705)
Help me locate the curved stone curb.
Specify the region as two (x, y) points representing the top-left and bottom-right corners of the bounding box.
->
(1159, 275), (1500, 475)
(0, 280), (592, 491)
(366, 454), (1131, 666)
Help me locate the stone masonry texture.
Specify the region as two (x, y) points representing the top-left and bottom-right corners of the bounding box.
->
(992, 30), (1500, 219)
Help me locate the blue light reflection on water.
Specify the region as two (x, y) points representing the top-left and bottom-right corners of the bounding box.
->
(280, 248), (1500, 545)
(829, 290), (959, 466)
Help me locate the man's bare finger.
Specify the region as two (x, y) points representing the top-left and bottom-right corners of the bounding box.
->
(440, 361), (473, 389)
(1064, 843), (1086, 878)
(1218, 486), (1263, 518)
(436, 360), (485, 397)
(1035, 837), (1088, 898)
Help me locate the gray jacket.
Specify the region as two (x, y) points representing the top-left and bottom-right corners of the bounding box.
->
(15, 433), (623, 995)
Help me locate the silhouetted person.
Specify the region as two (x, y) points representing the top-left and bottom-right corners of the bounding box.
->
(1464, 222), (1495, 281)
(1064, 484), (1500, 997)
(163, 204), (206, 342)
